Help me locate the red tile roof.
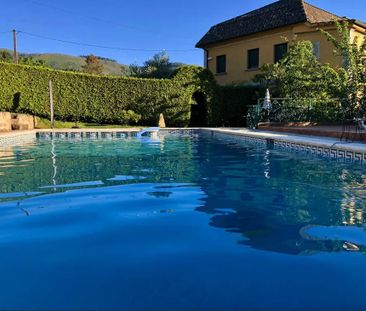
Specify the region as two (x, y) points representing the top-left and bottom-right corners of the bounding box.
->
(196, 0), (343, 48)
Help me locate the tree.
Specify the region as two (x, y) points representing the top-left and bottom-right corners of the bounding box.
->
(82, 54), (104, 75)
(0, 50), (12, 62)
(143, 51), (172, 78)
(0, 50), (46, 67)
(20, 56), (46, 67)
(124, 51), (179, 79)
(256, 40), (339, 100)
(124, 63), (144, 77)
(319, 21), (366, 116)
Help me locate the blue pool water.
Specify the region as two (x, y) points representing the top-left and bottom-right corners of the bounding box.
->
(0, 133), (366, 310)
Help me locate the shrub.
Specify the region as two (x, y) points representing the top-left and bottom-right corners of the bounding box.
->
(219, 84), (262, 127)
(255, 41), (339, 101)
(0, 62), (219, 127)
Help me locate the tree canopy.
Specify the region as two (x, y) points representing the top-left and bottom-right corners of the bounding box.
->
(255, 40), (339, 100)
(82, 54), (104, 75)
(320, 21), (366, 115)
(125, 52), (183, 79)
(0, 50), (46, 67)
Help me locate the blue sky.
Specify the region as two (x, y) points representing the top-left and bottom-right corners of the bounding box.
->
(1, 0), (365, 66)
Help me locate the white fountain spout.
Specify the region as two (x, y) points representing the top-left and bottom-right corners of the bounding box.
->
(137, 127), (160, 139)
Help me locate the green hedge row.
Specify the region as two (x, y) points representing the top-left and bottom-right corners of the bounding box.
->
(0, 62), (219, 127)
(218, 85), (262, 127)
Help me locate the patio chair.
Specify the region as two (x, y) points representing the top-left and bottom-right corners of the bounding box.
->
(355, 118), (366, 140)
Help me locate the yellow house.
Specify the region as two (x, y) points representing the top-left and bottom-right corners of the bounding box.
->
(196, 0), (366, 85)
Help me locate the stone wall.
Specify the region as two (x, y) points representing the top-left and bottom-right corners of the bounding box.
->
(11, 114), (36, 131)
(0, 112), (12, 132)
(0, 112), (38, 132)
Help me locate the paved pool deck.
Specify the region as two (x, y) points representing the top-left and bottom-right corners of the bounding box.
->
(201, 128), (366, 154)
(258, 124), (365, 141)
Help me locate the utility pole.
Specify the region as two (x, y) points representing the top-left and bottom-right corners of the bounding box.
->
(13, 29), (18, 64)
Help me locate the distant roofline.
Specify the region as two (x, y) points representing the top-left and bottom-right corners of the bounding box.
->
(196, 21), (306, 48)
(196, 0), (364, 48)
(353, 19), (366, 29)
(302, 1), (341, 21)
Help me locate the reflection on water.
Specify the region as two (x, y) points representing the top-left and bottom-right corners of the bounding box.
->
(0, 135), (366, 309)
(51, 138), (58, 187)
(0, 135), (366, 256)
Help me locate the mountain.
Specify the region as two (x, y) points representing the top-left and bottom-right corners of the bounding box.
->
(1, 49), (127, 75)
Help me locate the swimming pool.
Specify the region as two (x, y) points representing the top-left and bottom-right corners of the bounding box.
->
(0, 132), (365, 310)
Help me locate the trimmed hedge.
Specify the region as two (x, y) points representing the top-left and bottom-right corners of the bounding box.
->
(173, 66), (221, 126)
(0, 62), (219, 127)
(219, 85), (262, 127)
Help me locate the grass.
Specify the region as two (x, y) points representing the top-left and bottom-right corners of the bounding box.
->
(36, 118), (143, 129)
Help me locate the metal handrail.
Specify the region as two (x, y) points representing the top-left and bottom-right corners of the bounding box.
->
(247, 98), (348, 128)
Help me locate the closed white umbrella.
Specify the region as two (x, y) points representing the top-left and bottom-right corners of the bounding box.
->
(263, 88), (272, 111)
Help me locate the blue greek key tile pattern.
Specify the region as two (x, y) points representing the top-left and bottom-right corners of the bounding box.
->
(36, 132), (131, 140)
(160, 129), (199, 136)
(273, 140), (366, 165)
(36, 130), (201, 140)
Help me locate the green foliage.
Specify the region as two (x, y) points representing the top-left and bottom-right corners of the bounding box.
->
(143, 51), (172, 78)
(173, 65), (221, 125)
(0, 50), (12, 62)
(219, 85), (261, 126)
(0, 49), (46, 67)
(256, 41), (339, 100)
(320, 21), (366, 116)
(126, 52), (183, 79)
(0, 62), (219, 127)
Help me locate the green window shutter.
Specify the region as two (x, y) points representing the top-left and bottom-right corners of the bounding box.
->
(247, 48), (259, 69)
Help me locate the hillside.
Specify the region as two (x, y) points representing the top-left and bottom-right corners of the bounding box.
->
(0, 49), (127, 75)
(29, 53), (127, 75)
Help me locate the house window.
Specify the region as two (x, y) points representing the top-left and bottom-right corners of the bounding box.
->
(247, 48), (259, 69)
(312, 41), (320, 60)
(274, 43), (288, 63)
(216, 55), (226, 74)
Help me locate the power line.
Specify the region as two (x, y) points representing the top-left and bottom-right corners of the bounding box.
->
(18, 30), (200, 53)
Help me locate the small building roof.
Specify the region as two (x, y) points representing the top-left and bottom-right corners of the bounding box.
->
(196, 0), (342, 48)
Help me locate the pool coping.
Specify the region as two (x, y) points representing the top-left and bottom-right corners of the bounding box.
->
(1, 127), (366, 163)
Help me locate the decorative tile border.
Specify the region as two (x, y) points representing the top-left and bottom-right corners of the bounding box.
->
(273, 140), (366, 164)
(202, 129), (366, 165)
(160, 129), (199, 136)
(37, 131), (133, 140)
(37, 130), (201, 140)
